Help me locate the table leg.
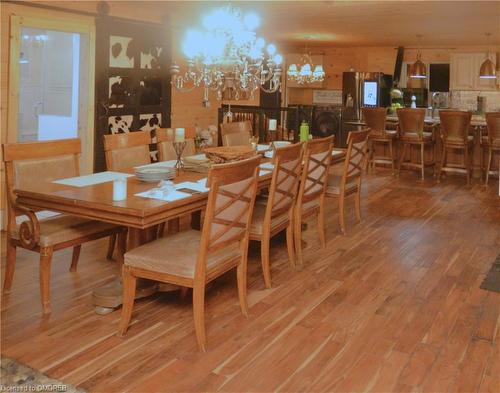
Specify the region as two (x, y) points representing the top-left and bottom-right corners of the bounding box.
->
(92, 226), (167, 315)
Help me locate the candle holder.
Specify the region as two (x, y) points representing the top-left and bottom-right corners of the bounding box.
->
(173, 141), (187, 173)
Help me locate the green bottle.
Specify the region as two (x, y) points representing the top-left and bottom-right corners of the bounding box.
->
(299, 120), (309, 142)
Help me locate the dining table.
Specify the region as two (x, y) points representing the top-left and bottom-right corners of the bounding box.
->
(14, 146), (347, 314)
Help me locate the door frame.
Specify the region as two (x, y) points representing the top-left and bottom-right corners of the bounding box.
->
(8, 15), (96, 173)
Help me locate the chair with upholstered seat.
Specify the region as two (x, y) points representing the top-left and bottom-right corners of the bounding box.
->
(293, 136), (334, 268)
(363, 107), (397, 174)
(482, 112), (500, 185)
(437, 111), (473, 184)
(156, 128), (196, 161)
(326, 130), (370, 234)
(220, 121), (253, 146)
(2, 139), (126, 314)
(103, 130), (152, 171)
(249, 142), (303, 288)
(397, 108), (435, 180)
(118, 156), (260, 351)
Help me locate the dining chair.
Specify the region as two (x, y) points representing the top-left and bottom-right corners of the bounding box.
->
(326, 130), (370, 234)
(482, 112), (500, 185)
(437, 110), (473, 184)
(118, 156), (260, 351)
(103, 130), (152, 171)
(397, 108), (436, 180)
(249, 142), (303, 288)
(2, 139), (126, 314)
(293, 136), (334, 268)
(220, 120), (253, 146)
(362, 107), (397, 174)
(156, 128), (196, 161)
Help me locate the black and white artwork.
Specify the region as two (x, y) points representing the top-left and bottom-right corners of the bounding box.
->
(140, 46), (162, 69)
(139, 76), (162, 105)
(109, 76), (133, 108)
(139, 113), (161, 132)
(109, 36), (134, 68)
(108, 115), (133, 134)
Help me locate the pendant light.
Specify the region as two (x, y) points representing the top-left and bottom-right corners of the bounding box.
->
(479, 33), (497, 79)
(410, 35), (427, 79)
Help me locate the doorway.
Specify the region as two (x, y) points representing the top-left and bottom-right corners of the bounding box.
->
(8, 15), (95, 173)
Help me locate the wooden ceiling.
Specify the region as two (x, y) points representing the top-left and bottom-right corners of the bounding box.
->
(164, 1), (500, 48)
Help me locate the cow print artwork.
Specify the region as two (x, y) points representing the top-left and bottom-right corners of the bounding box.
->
(109, 36), (134, 68)
(139, 77), (162, 105)
(108, 115), (133, 134)
(139, 113), (161, 132)
(109, 76), (132, 108)
(141, 46), (162, 69)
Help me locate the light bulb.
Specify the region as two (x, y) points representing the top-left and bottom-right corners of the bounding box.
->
(267, 43), (276, 56)
(274, 54), (283, 65)
(255, 37), (265, 49)
(243, 13), (260, 30)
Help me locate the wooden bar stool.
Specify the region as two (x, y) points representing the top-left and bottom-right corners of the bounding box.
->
(437, 111), (473, 184)
(397, 108), (435, 180)
(362, 107), (397, 174)
(482, 112), (500, 185)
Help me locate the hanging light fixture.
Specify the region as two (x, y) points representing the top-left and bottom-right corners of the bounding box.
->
(410, 35), (427, 79)
(170, 6), (283, 104)
(479, 33), (497, 79)
(287, 42), (326, 85)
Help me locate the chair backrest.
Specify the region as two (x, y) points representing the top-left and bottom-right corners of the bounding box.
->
(266, 142), (303, 221)
(297, 136), (334, 205)
(397, 108), (426, 139)
(485, 112), (500, 144)
(362, 107), (387, 135)
(103, 131), (151, 170)
(341, 130), (370, 187)
(196, 156), (260, 276)
(439, 111), (472, 143)
(2, 138), (81, 231)
(156, 128), (196, 161)
(220, 121), (253, 146)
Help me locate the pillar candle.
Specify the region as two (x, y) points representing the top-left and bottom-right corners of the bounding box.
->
(268, 119), (277, 131)
(175, 128), (185, 142)
(113, 178), (127, 201)
(166, 128), (174, 141)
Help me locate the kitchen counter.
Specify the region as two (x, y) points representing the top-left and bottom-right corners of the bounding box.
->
(386, 115), (487, 127)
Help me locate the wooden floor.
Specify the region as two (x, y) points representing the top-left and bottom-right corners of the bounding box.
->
(1, 171), (499, 393)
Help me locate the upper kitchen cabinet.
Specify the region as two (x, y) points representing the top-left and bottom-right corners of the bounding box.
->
(450, 53), (497, 91)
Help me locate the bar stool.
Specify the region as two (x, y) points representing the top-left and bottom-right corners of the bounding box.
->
(397, 108), (435, 180)
(437, 111), (473, 184)
(362, 107), (397, 174)
(482, 112), (500, 185)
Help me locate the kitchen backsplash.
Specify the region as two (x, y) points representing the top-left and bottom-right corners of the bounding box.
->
(450, 90), (500, 112)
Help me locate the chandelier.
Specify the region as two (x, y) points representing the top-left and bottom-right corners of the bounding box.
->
(287, 52), (326, 84)
(170, 6), (283, 104)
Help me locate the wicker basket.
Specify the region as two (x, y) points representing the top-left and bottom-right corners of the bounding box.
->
(203, 146), (257, 163)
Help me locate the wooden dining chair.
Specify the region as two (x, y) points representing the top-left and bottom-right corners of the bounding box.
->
(326, 130), (370, 234)
(156, 128), (196, 161)
(482, 112), (500, 185)
(249, 142), (303, 288)
(103, 130), (152, 171)
(293, 136), (334, 268)
(397, 108), (436, 180)
(118, 156), (260, 351)
(220, 121), (253, 146)
(2, 139), (126, 314)
(437, 110), (473, 184)
(362, 107), (397, 174)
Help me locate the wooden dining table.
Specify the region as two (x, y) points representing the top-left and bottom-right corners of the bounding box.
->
(14, 148), (347, 314)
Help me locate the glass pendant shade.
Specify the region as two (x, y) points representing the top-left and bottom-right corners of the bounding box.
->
(479, 58), (496, 79)
(287, 63), (298, 77)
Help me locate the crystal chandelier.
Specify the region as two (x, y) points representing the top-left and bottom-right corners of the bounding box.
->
(170, 6), (283, 105)
(287, 52), (325, 84)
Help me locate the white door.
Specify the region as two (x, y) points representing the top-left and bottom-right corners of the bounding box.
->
(8, 16), (95, 173)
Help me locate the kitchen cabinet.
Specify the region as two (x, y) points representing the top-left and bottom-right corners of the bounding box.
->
(450, 53), (497, 91)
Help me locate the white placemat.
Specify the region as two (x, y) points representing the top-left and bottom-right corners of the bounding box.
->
(259, 162), (274, 171)
(53, 171), (132, 187)
(257, 144), (271, 152)
(135, 160), (177, 170)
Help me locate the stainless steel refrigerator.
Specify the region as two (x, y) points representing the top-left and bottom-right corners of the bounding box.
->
(341, 72), (392, 146)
